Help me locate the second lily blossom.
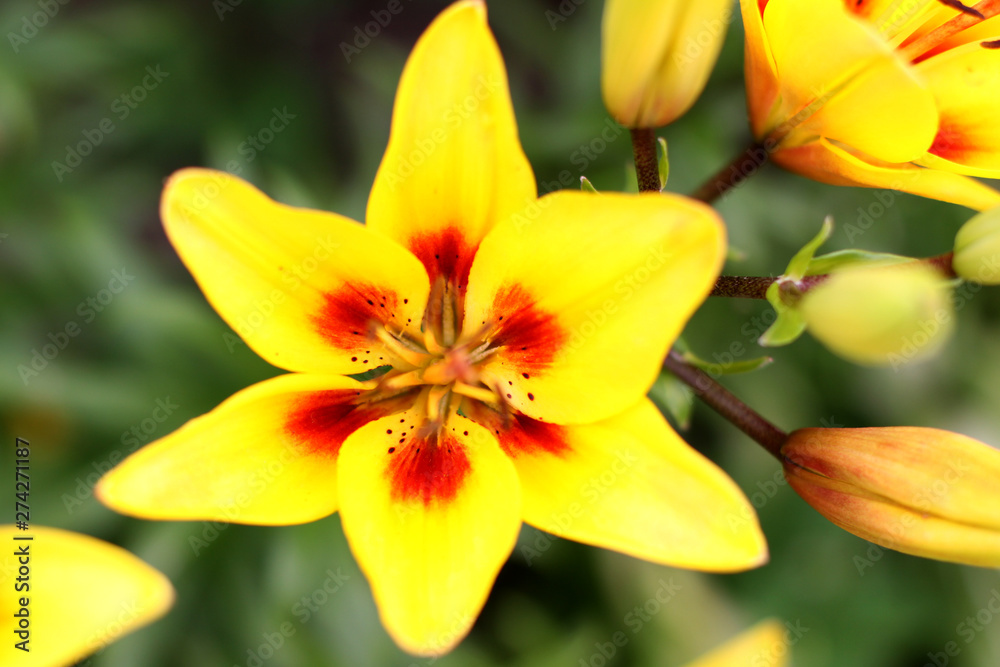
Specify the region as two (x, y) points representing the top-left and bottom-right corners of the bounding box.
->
(742, 0), (1000, 210)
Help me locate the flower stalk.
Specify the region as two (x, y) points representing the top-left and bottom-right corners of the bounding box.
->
(690, 141), (769, 204)
(630, 127), (661, 192)
(663, 350), (786, 459)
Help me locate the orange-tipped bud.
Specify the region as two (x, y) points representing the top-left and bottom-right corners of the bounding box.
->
(782, 427), (1000, 567)
(601, 0), (732, 128)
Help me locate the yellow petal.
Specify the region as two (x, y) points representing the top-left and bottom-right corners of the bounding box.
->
(464, 191), (725, 425)
(469, 399), (767, 572)
(762, 0), (938, 162)
(915, 41), (1000, 176)
(98, 374), (406, 524)
(773, 138), (1000, 210)
(784, 427), (1000, 567)
(367, 0), (535, 295)
(847, 0), (939, 43)
(161, 168), (429, 374)
(602, 0), (733, 127)
(0, 526), (173, 667)
(740, 0), (781, 138)
(681, 619), (790, 667)
(337, 410), (521, 656)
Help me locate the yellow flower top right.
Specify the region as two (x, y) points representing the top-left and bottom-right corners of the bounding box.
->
(742, 0), (1000, 210)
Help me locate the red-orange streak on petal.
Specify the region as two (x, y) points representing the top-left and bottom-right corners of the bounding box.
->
(498, 413), (571, 459)
(285, 390), (398, 458)
(929, 120), (975, 162)
(408, 227), (477, 292)
(388, 434), (471, 505)
(312, 282), (400, 350)
(758, 0), (769, 14)
(489, 284), (568, 374)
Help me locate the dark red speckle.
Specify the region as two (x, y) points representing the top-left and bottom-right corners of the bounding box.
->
(285, 390), (399, 457)
(388, 434), (471, 505)
(312, 282), (399, 350)
(490, 284), (568, 374)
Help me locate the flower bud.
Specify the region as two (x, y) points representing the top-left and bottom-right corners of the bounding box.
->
(682, 619), (789, 667)
(782, 427), (1000, 567)
(601, 0), (732, 128)
(798, 263), (953, 367)
(953, 207), (1000, 285)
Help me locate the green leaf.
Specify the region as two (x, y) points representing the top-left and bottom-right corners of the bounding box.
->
(805, 249), (912, 276)
(649, 371), (694, 430)
(657, 137), (669, 189)
(785, 216), (833, 280)
(680, 351), (774, 375)
(580, 176), (598, 193)
(759, 281), (807, 347)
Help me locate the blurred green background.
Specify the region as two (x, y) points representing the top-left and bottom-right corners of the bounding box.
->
(3, 1), (1000, 665)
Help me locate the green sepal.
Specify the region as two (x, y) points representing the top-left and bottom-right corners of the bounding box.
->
(785, 216), (833, 280)
(649, 371), (694, 430)
(680, 351), (774, 375)
(804, 249), (912, 276)
(580, 176), (598, 193)
(657, 137), (669, 189)
(759, 281), (807, 347)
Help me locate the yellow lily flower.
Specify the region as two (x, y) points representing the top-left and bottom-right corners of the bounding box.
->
(602, 0), (733, 128)
(741, 0), (1000, 210)
(682, 619), (791, 667)
(782, 427), (1000, 567)
(0, 525), (173, 667)
(96, 0), (767, 656)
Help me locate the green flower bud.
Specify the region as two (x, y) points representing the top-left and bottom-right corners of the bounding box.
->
(798, 263), (953, 367)
(953, 207), (1000, 285)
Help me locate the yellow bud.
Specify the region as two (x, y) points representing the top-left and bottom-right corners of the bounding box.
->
(798, 263), (953, 367)
(601, 0), (732, 128)
(954, 207), (1000, 285)
(782, 427), (1000, 568)
(681, 619), (790, 667)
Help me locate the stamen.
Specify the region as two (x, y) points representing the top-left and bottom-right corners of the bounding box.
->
(902, 0), (1000, 62)
(452, 382), (500, 404)
(379, 369), (426, 391)
(426, 385), (451, 424)
(373, 326), (429, 369)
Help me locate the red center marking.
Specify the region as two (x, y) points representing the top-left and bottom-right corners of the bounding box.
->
(388, 434), (471, 506)
(929, 119), (974, 162)
(489, 284), (568, 374)
(313, 282), (399, 350)
(408, 227), (477, 293)
(285, 390), (398, 457)
(498, 413), (570, 459)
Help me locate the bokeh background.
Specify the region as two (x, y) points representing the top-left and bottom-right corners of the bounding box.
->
(3, 1), (1000, 665)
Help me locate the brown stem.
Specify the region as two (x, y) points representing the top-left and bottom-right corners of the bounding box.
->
(689, 142), (769, 204)
(926, 251), (958, 278)
(663, 350), (786, 460)
(630, 128), (661, 193)
(710, 276), (776, 299)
